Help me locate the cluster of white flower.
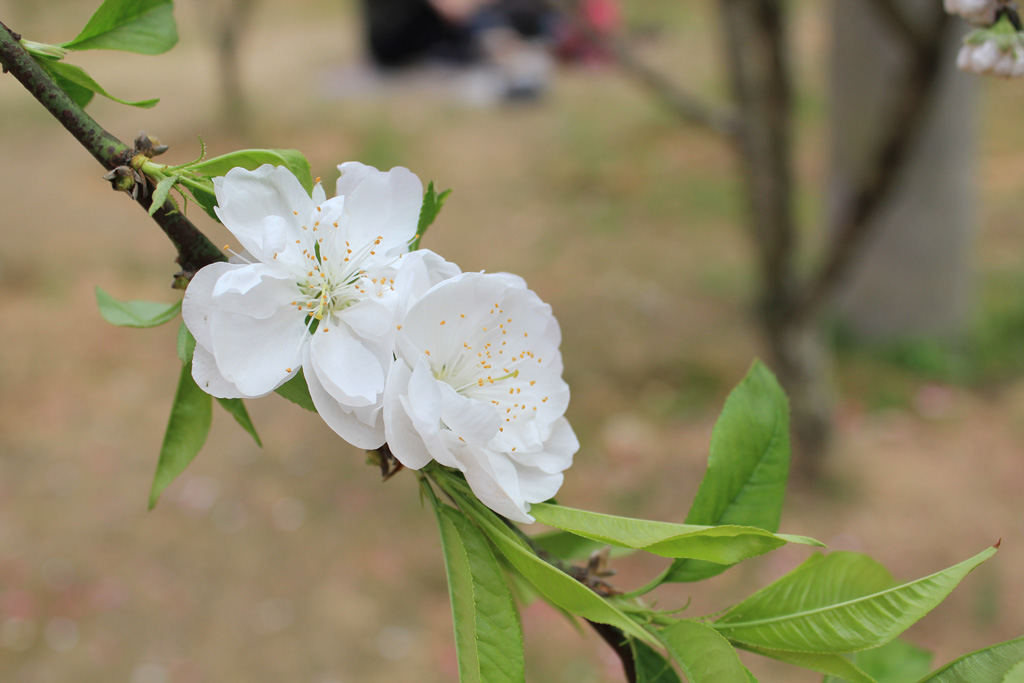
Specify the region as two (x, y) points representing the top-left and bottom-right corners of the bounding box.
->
(945, 0), (1001, 26)
(957, 37), (1024, 76)
(182, 163), (577, 522)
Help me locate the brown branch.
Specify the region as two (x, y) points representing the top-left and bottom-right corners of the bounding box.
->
(590, 621), (637, 682)
(0, 20), (225, 279)
(551, 0), (740, 139)
(791, 9), (953, 323)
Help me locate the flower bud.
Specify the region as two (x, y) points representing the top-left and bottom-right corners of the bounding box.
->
(102, 166), (136, 193)
(957, 36), (1024, 77)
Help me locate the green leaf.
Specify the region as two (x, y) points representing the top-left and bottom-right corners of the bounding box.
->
(714, 546), (998, 654)
(275, 371), (316, 412)
(914, 636), (1024, 682)
(856, 640), (932, 683)
(191, 149), (315, 193)
(45, 65), (95, 108)
(412, 181), (451, 249)
(95, 286), (181, 327)
(62, 0), (177, 54)
(176, 323), (196, 364)
(148, 174), (177, 216)
(530, 529), (634, 562)
(660, 620), (748, 683)
(529, 503), (822, 564)
(216, 398), (262, 447)
(40, 60), (158, 108)
(632, 640), (683, 683)
(451, 492), (658, 647)
(149, 363), (212, 509)
(739, 644), (877, 683)
(667, 360), (790, 583)
(434, 503), (525, 683)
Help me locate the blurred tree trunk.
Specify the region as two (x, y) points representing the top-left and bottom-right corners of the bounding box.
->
(831, 0), (975, 341)
(718, 0), (953, 482)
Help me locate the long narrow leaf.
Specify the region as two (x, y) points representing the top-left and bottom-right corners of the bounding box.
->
(215, 398), (262, 447)
(529, 503), (822, 564)
(660, 620), (748, 682)
(452, 492), (658, 647)
(738, 643), (877, 683)
(667, 360), (790, 583)
(434, 503), (524, 683)
(715, 546), (997, 653)
(914, 636), (1024, 682)
(148, 364), (212, 509)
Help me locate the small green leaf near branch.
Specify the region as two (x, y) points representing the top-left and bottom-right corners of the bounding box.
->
(413, 181), (451, 250)
(95, 286), (181, 327)
(39, 59), (158, 108)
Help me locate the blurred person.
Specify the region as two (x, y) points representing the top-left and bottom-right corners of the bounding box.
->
(356, 0), (557, 100)
(358, 0), (480, 67)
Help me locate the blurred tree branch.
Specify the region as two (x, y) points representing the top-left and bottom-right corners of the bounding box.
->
(550, 0), (740, 139)
(0, 20), (225, 280)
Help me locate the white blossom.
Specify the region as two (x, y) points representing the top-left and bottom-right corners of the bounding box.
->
(182, 162), (423, 449)
(945, 0), (1000, 26)
(957, 38), (1024, 76)
(383, 262), (578, 522)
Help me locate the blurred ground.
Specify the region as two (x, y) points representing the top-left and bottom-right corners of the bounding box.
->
(1, 1), (1024, 681)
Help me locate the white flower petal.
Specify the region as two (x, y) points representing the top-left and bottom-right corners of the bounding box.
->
(509, 417), (578, 475)
(182, 261), (239, 351)
(335, 162), (376, 197)
(209, 307), (305, 396)
(393, 249), (462, 316)
(305, 349), (385, 449)
(515, 465), (564, 506)
(341, 297), (397, 341)
(438, 381), (501, 444)
(309, 326), (386, 407)
(211, 263), (298, 319)
(214, 165), (311, 261)
(458, 445), (533, 522)
(338, 165), (422, 253)
(191, 344), (256, 398)
(384, 363), (435, 469)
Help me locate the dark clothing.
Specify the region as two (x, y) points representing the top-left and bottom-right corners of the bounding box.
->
(359, 0), (479, 67)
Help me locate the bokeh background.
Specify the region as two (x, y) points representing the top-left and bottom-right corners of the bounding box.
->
(1, 1), (1024, 681)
